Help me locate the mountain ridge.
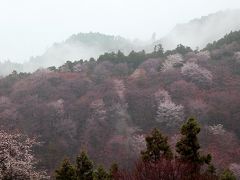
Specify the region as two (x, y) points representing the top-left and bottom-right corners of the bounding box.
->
(159, 9), (240, 49)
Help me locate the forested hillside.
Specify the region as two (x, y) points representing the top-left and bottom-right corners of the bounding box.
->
(1, 31), (240, 178)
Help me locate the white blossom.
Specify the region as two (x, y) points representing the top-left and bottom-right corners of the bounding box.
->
(89, 99), (106, 122)
(229, 163), (240, 178)
(129, 134), (146, 154)
(155, 89), (184, 127)
(73, 63), (83, 72)
(181, 62), (213, 85)
(234, 52), (240, 63)
(140, 58), (160, 75)
(32, 69), (51, 78)
(154, 89), (171, 103)
(162, 54), (184, 72)
(48, 99), (64, 115)
(196, 51), (211, 62)
(0, 130), (49, 180)
(208, 124), (226, 135)
(0, 96), (11, 107)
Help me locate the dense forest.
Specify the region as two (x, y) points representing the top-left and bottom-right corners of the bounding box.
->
(1, 30), (240, 179)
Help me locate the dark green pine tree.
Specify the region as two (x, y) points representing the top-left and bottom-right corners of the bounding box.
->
(141, 128), (173, 162)
(55, 159), (77, 180)
(176, 118), (212, 171)
(76, 151), (94, 180)
(93, 165), (110, 180)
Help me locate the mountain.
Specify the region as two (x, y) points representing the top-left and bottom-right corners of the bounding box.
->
(28, 32), (149, 67)
(159, 9), (240, 50)
(1, 31), (240, 177)
(2, 10), (240, 76)
(0, 32), (151, 76)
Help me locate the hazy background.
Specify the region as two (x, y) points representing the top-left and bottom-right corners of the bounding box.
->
(1, 0), (240, 63)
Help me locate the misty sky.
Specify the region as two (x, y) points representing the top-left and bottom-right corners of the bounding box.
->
(1, 0), (240, 63)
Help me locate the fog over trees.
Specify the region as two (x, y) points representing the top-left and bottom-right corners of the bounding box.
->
(1, 9), (240, 76)
(0, 30), (240, 178)
(1, 2), (240, 179)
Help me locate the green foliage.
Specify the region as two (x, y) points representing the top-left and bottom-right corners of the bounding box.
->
(141, 128), (173, 162)
(54, 119), (221, 179)
(127, 50), (146, 69)
(165, 44), (193, 56)
(153, 44), (164, 57)
(55, 159), (77, 180)
(59, 61), (74, 72)
(205, 30), (240, 50)
(98, 51), (126, 64)
(93, 165), (110, 180)
(48, 66), (57, 72)
(176, 117), (212, 173)
(97, 50), (146, 71)
(175, 44), (193, 55)
(3, 30), (240, 179)
(54, 153), (114, 180)
(177, 118), (202, 161)
(66, 32), (132, 51)
(220, 169), (236, 180)
(6, 70), (30, 80)
(76, 151), (94, 180)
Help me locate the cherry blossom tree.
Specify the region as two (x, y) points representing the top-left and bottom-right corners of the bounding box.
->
(162, 54), (184, 72)
(139, 58), (161, 76)
(196, 51), (211, 62)
(208, 124), (226, 135)
(129, 134), (146, 155)
(48, 99), (64, 115)
(233, 52), (240, 63)
(181, 62), (213, 87)
(229, 163), (240, 178)
(154, 89), (184, 127)
(204, 125), (240, 169)
(0, 130), (49, 180)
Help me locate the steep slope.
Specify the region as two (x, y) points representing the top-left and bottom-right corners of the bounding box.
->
(159, 9), (240, 49)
